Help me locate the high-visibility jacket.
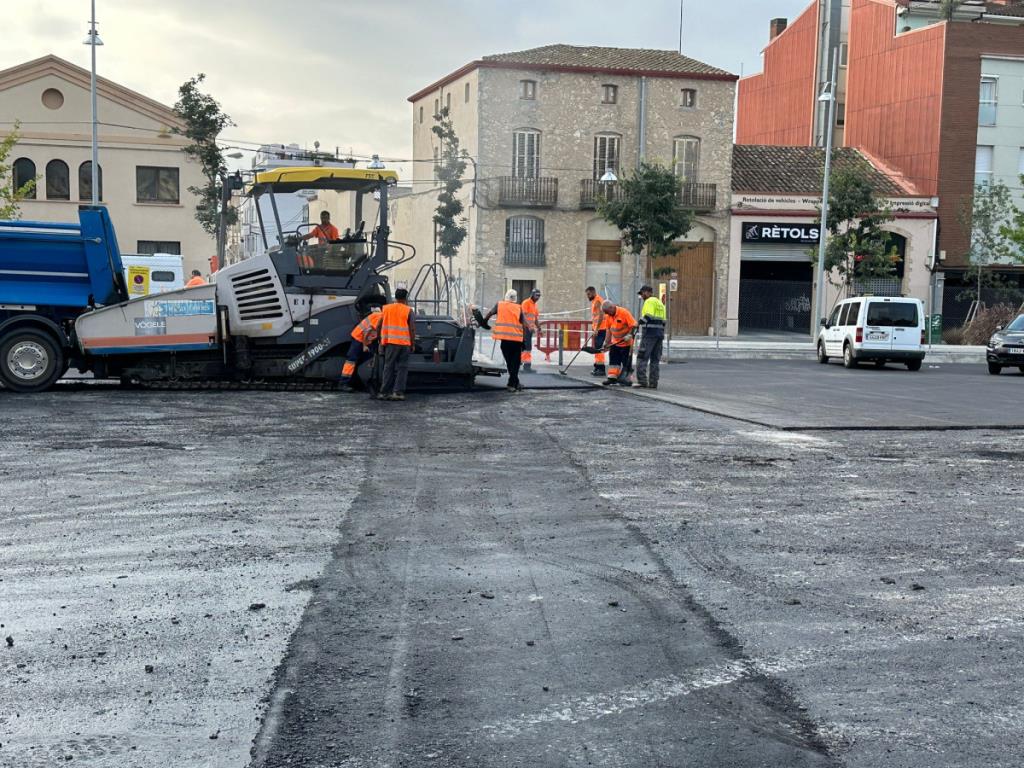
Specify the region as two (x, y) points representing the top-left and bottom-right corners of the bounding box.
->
(380, 302), (413, 346)
(521, 297), (539, 331)
(311, 223), (340, 243)
(492, 301), (524, 342)
(185, 276), (205, 288)
(352, 310), (383, 345)
(591, 294), (611, 331)
(607, 307), (637, 347)
(640, 296), (667, 323)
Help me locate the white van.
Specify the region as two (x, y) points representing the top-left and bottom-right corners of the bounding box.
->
(121, 253), (185, 297)
(817, 296), (926, 370)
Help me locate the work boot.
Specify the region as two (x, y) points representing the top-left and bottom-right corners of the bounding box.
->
(602, 378), (617, 386)
(523, 363), (532, 372)
(633, 380), (648, 388)
(591, 365), (606, 377)
(340, 384), (355, 393)
(375, 392), (389, 401)
(388, 393), (405, 401)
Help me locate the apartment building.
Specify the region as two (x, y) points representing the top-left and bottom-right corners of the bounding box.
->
(399, 45), (738, 335)
(736, 0), (1024, 296)
(0, 55), (210, 274)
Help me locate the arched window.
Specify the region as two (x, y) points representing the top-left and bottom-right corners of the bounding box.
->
(45, 159), (70, 200)
(672, 136), (701, 182)
(78, 161), (103, 201)
(12, 158), (36, 198)
(505, 215), (545, 267)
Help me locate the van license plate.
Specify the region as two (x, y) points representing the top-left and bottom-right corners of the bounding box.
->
(868, 332), (887, 341)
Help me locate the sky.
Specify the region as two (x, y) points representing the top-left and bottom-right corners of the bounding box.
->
(4, 0), (811, 174)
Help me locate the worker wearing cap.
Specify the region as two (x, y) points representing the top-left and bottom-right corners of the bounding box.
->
(484, 289), (527, 392)
(185, 270), (205, 288)
(635, 285), (666, 389)
(340, 308), (382, 392)
(586, 286), (609, 377)
(520, 289), (541, 372)
(378, 289), (416, 401)
(600, 300), (637, 386)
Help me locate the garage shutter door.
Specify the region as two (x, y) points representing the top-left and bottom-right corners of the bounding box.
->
(741, 245), (813, 262)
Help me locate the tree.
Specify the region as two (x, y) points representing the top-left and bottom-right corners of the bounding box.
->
(0, 124), (37, 219)
(173, 74), (236, 236)
(598, 162), (695, 282)
(957, 181), (1021, 305)
(815, 164), (898, 290)
(431, 107), (467, 273)
(1005, 174), (1024, 254)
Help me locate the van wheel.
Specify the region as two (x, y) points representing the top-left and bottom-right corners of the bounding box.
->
(906, 359), (922, 372)
(816, 342), (829, 364)
(0, 329), (64, 393)
(843, 344), (857, 369)
(988, 362), (1002, 375)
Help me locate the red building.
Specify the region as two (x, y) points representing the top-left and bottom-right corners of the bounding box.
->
(737, 0), (1024, 272)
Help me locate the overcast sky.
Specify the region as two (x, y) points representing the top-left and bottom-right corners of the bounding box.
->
(5, 0), (810, 172)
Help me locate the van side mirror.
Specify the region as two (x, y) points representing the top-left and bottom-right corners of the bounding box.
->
(820, 318), (829, 328)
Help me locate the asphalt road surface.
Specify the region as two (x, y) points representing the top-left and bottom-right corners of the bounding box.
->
(1, 373), (1022, 767)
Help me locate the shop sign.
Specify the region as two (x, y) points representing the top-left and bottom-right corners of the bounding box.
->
(742, 222), (820, 245)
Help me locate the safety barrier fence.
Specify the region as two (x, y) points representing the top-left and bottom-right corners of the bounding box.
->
(535, 320), (594, 363)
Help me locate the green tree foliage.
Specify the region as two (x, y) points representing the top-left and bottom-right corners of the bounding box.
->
(957, 181), (1021, 304)
(0, 124), (37, 219)
(173, 74), (236, 236)
(1005, 174), (1024, 255)
(431, 107), (467, 265)
(816, 164), (898, 288)
(598, 162), (694, 281)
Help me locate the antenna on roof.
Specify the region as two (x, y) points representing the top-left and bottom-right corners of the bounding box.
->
(678, 0), (684, 53)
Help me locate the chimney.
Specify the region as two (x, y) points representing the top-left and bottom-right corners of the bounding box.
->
(770, 17), (788, 40)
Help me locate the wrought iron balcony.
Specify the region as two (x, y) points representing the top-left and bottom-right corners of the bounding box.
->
(579, 179), (623, 209)
(679, 181), (717, 212)
(497, 176), (558, 207)
(504, 240), (546, 267)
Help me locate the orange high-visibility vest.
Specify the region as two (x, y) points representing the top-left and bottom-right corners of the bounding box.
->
(608, 307), (636, 347)
(352, 311), (382, 345)
(185, 276), (205, 288)
(380, 302), (413, 346)
(521, 297), (539, 330)
(492, 301), (524, 342)
(312, 223), (340, 243)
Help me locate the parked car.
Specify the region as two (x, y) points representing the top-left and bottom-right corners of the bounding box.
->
(986, 314), (1024, 375)
(817, 296), (926, 370)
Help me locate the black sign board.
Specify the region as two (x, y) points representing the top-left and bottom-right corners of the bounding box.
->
(742, 222), (820, 245)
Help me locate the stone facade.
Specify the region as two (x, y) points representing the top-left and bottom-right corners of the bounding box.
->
(396, 48), (737, 333)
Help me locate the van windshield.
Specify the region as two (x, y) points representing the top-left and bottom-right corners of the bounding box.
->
(867, 301), (918, 327)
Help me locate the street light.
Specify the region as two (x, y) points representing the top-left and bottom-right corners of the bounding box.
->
(367, 154), (385, 170)
(600, 167), (618, 183)
(82, 0), (103, 206)
(812, 48), (840, 341)
(226, 151), (244, 160)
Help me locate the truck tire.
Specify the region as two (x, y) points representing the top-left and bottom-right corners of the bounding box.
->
(0, 329), (64, 393)
(843, 343), (857, 369)
(906, 359), (922, 372)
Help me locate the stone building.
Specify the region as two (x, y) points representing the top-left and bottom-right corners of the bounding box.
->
(397, 45), (738, 334)
(0, 55), (211, 275)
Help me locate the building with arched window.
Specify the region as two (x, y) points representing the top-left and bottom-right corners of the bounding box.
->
(0, 55), (210, 274)
(393, 44), (738, 335)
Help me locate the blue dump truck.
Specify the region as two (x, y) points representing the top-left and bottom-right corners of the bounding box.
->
(0, 168), (495, 394)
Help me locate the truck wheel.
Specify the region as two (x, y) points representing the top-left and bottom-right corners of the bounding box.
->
(0, 329), (64, 393)
(906, 359), (922, 372)
(816, 342), (828, 364)
(843, 343), (857, 369)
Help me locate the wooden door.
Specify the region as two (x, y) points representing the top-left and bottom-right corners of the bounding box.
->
(660, 243), (714, 336)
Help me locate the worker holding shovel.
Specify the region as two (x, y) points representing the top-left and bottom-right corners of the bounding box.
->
(598, 300), (637, 387)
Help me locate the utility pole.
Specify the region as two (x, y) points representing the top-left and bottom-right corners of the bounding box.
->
(678, 0), (684, 53)
(84, 0), (102, 205)
(813, 48), (839, 340)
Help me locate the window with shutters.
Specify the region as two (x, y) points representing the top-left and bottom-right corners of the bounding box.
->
(12, 158), (36, 198)
(137, 240), (181, 255)
(979, 76), (998, 126)
(519, 79), (536, 100)
(446, 92), (451, 111)
(45, 159), (70, 200)
(465, 82), (470, 102)
(512, 130), (541, 178)
(672, 136), (701, 182)
(601, 84), (617, 104)
(680, 88), (697, 109)
(505, 215), (545, 266)
(593, 134), (620, 179)
(419, 105), (423, 124)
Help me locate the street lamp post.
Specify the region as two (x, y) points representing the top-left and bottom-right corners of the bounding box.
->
(813, 48), (840, 341)
(83, 0), (103, 206)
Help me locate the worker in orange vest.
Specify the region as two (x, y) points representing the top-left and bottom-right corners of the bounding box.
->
(300, 210), (340, 244)
(520, 288), (541, 371)
(378, 288), (417, 401)
(600, 300), (637, 386)
(340, 308), (383, 392)
(185, 270), (205, 288)
(586, 286), (610, 377)
(484, 289), (528, 392)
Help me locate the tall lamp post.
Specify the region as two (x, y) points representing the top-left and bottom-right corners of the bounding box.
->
(83, 0), (103, 206)
(812, 47), (840, 340)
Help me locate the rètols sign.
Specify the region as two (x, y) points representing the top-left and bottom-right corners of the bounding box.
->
(742, 222), (820, 244)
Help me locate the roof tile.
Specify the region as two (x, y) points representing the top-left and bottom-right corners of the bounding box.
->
(732, 145), (912, 197)
(482, 44), (733, 77)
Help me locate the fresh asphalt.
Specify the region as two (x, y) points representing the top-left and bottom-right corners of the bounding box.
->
(1, 364), (1022, 767)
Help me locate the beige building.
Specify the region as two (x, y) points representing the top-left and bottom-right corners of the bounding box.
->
(397, 45), (738, 334)
(0, 55), (211, 274)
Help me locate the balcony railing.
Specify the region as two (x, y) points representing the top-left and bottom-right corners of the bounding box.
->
(579, 179), (623, 209)
(497, 176), (558, 207)
(679, 182), (717, 212)
(504, 240), (546, 267)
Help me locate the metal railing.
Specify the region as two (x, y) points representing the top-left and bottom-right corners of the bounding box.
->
(504, 240), (546, 267)
(497, 176), (558, 207)
(579, 179), (623, 209)
(679, 182), (717, 212)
